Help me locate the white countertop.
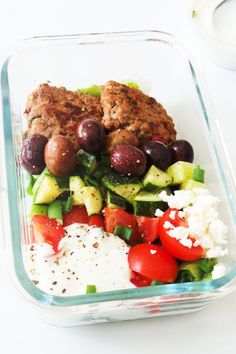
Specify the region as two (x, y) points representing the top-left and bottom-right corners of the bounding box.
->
(1, 1), (236, 353)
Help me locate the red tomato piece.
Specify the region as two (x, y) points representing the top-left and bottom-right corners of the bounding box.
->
(31, 215), (65, 252)
(159, 208), (204, 261)
(104, 208), (141, 245)
(63, 206), (89, 227)
(130, 270), (152, 287)
(128, 244), (178, 283)
(89, 215), (104, 228)
(136, 216), (160, 243)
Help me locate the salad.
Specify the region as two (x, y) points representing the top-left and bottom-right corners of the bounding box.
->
(21, 80), (228, 296)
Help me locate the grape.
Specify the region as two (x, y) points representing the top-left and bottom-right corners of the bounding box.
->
(75, 119), (106, 153)
(142, 141), (171, 171)
(21, 134), (48, 175)
(110, 145), (146, 176)
(168, 140), (194, 163)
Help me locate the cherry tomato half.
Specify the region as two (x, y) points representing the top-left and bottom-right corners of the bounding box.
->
(159, 208), (204, 261)
(128, 244), (178, 283)
(136, 216), (160, 243)
(130, 270), (152, 287)
(104, 208), (141, 245)
(31, 215), (65, 252)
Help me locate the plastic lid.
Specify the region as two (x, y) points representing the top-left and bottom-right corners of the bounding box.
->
(189, 0), (236, 70)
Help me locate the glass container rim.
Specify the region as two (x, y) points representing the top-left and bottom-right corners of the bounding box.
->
(1, 29), (236, 309)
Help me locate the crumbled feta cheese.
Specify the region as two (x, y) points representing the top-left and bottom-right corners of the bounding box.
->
(179, 238), (193, 249)
(168, 226), (192, 248)
(211, 263), (228, 279)
(169, 210), (176, 220)
(159, 188), (228, 258)
(167, 226), (190, 240)
(206, 247), (228, 258)
(159, 190), (193, 209)
(155, 208), (164, 217)
(163, 221), (174, 230)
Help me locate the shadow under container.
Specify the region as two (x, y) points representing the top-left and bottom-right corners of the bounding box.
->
(1, 30), (236, 326)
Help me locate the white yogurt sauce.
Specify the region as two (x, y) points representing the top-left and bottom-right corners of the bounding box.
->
(24, 224), (134, 296)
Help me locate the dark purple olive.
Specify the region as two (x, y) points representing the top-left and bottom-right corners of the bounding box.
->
(21, 134), (48, 174)
(75, 119), (106, 153)
(142, 141), (171, 171)
(168, 140), (194, 164)
(110, 145), (147, 176)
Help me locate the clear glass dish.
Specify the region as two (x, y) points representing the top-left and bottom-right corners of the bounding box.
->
(1, 30), (236, 327)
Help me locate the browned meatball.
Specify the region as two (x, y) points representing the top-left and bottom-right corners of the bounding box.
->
(106, 129), (139, 152)
(24, 83), (103, 149)
(101, 81), (176, 144)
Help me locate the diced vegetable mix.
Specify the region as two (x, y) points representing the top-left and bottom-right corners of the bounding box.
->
(21, 80), (227, 295)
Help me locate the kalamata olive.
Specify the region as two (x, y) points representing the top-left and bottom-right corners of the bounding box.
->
(44, 135), (76, 177)
(21, 134), (48, 175)
(110, 145), (147, 176)
(142, 141), (171, 171)
(168, 140), (194, 164)
(75, 119), (106, 153)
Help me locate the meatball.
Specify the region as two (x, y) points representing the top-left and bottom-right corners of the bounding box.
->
(24, 83), (103, 149)
(101, 81), (176, 143)
(106, 129), (139, 152)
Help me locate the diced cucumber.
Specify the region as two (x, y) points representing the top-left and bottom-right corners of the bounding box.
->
(166, 161), (196, 185)
(177, 262), (202, 283)
(107, 190), (127, 209)
(81, 186), (103, 216)
(29, 204), (48, 216)
(33, 174), (61, 204)
(76, 149), (97, 174)
(180, 179), (206, 190)
(69, 176), (85, 205)
(48, 200), (63, 223)
(102, 171), (142, 204)
(26, 174), (38, 196)
(32, 167), (49, 196)
(133, 189), (168, 217)
(84, 175), (98, 187)
(143, 165), (172, 191)
(55, 176), (69, 191)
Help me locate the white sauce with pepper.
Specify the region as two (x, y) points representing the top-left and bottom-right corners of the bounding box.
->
(24, 224), (134, 296)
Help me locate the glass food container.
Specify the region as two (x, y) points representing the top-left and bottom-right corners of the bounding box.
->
(1, 30), (236, 327)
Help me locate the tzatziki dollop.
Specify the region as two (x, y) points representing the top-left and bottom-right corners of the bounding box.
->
(24, 223), (134, 296)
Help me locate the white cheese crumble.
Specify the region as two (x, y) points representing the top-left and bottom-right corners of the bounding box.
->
(155, 208), (164, 217)
(163, 221), (174, 230)
(24, 223), (134, 296)
(211, 263), (228, 279)
(159, 189), (228, 258)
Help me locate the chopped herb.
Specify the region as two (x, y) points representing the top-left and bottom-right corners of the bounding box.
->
(114, 225), (132, 242)
(86, 284), (97, 294)
(192, 165), (205, 183)
(192, 9), (198, 17)
(151, 280), (164, 286)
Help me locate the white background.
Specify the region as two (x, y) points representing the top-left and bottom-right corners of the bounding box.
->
(1, 1), (236, 353)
